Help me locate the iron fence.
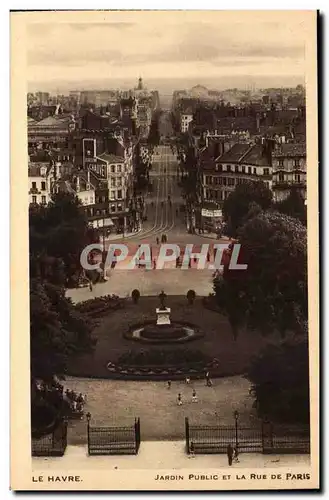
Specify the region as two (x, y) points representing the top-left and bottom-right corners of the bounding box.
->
(87, 414), (141, 455)
(31, 419), (68, 457)
(185, 418), (310, 455)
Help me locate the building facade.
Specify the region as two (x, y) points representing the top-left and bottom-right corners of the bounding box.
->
(202, 143), (273, 205)
(28, 164), (52, 205)
(272, 143), (307, 202)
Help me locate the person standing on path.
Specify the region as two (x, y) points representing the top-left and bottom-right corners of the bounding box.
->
(167, 380), (171, 390)
(177, 393), (182, 406)
(227, 444), (233, 466)
(189, 441), (195, 458)
(192, 389), (198, 403)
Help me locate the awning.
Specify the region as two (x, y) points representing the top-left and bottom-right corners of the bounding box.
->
(91, 218), (115, 229)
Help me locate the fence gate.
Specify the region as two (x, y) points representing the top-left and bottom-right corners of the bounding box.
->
(87, 415), (141, 455)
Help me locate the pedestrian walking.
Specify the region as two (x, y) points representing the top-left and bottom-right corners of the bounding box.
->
(233, 446), (239, 463)
(192, 389), (198, 403)
(167, 380), (171, 390)
(227, 444), (233, 466)
(177, 393), (183, 406)
(185, 376), (190, 385)
(89, 281), (93, 292)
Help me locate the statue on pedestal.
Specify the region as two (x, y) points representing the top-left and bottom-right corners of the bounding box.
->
(159, 290), (167, 310)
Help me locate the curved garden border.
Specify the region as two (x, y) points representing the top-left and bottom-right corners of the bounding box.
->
(106, 358), (220, 381)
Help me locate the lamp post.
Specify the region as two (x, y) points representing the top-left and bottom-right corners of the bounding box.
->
(234, 410), (239, 449)
(86, 412), (91, 455)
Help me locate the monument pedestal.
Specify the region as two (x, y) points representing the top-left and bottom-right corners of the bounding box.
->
(156, 308), (171, 325)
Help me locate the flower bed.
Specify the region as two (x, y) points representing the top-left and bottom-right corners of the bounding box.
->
(106, 357), (221, 381)
(75, 295), (123, 317)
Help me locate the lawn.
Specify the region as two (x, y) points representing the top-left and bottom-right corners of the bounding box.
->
(69, 296), (278, 379)
(64, 375), (259, 444)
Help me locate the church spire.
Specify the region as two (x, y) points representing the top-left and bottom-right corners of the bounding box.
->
(137, 76), (143, 90)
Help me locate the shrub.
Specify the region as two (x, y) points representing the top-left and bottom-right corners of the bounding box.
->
(187, 289), (196, 305)
(131, 289), (141, 304)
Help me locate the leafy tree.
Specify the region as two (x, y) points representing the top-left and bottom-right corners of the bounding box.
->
(223, 181), (273, 237)
(247, 338), (309, 424)
(214, 211), (307, 338)
(29, 192), (98, 284)
(274, 189), (307, 225)
(30, 279), (95, 382)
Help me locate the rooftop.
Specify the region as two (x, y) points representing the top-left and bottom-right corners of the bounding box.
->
(97, 153), (124, 164)
(272, 143), (306, 157)
(28, 164), (49, 177)
(217, 143), (251, 163)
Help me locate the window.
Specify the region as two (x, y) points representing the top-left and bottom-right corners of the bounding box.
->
(32, 195), (37, 204)
(118, 204), (123, 211)
(117, 165), (122, 173)
(32, 182), (37, 189)
(117, 189), (123, 199)
(294, 174), (301, 183)
(223, 177), (227, 186)
(248, 167), (252, 174)
(111, 165), (115, 173)
(110, 190), (115, 199)
(241, 166), (245, 173)
(263, 168), (270, 176)
(253, 168), (257, 174)
(41, 181), (46, 191)
(218, 165), (222, 172)
(227, 165), (231, 172)
(278, 159), (284, 167)
(111, 178), (116, 187)
(111, 205), (116, 212)
(279, 173), (284, 182)
(294, 159), (300, 167)
(235, 165), (239, 173)
(90, 196), (94, 203)
(218, 177), (223, 185)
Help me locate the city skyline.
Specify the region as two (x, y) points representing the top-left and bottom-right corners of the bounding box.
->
(27, 11), (307, 93)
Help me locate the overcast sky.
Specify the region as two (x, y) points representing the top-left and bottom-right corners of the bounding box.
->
(27, 12), (307, 92)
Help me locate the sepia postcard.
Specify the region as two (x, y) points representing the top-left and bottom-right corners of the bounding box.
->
(10, 9), (319, 491)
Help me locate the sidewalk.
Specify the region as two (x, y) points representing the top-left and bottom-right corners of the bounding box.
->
(104, 228), (142, 242)
(196, 232), (231, 241)
(32, 441), (310, 470)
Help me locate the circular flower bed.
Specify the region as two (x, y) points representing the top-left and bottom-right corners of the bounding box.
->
(124, 320), (204, 344)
